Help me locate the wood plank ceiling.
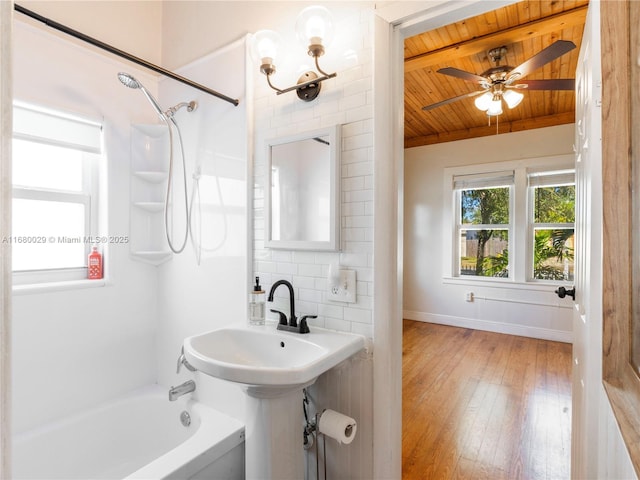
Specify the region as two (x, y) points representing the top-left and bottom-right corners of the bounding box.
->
(405, 0), (589, 147)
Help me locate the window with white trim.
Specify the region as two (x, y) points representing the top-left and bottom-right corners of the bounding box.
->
(11, 102), (103, 284)
(455, 170), (513, 278)
(445, 156), (575, 284)
(528, 170), (575, 281)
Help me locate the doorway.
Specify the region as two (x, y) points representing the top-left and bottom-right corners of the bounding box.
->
(398, 1), (587, 478)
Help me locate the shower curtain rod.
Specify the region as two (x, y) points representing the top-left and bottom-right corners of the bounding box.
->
(14, 3), (240, 107)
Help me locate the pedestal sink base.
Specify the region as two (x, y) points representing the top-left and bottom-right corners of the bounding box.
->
(244, 388), (306, 480)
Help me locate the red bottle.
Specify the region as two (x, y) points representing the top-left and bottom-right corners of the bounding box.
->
(88, 245), (103, 279)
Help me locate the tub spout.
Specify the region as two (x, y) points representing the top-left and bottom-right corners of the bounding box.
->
(169, 380), (196, 401)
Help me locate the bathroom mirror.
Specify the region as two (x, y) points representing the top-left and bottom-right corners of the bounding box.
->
(265, 125), (340, 251)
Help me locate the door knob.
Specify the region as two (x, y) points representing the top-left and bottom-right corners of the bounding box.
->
(555, 286), (575, 300)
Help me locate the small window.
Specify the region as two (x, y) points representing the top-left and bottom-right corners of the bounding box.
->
(528, 170), (575, 281)
(11, 103), (102, 285)
(454, 171), (513, 278)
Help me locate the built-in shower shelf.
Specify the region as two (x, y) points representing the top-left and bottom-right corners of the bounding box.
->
(130, 124), (170, 266)
(133, 202), (164, 213)
(133, 171), (168, 184)
(130, 251), (172, 265)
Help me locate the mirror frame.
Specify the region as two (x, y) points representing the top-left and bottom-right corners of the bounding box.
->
(265, 125), (341, 251)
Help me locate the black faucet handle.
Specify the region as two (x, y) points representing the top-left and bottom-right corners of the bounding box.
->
(270, 309), (288, 325)
(299, 315), (316, 334)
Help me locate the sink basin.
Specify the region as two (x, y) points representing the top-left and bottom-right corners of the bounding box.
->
(183, 324), (365, 389)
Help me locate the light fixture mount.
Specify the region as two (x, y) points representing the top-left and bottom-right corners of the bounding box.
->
(296, 71), (321, 101)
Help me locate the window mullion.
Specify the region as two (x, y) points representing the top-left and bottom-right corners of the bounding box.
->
(513, 169), (528, 282)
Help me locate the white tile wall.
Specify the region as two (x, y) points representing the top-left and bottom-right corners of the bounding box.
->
(253, 9), (374, 339)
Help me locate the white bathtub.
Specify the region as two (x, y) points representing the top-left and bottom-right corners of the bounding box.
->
(13, 385), (245, 479)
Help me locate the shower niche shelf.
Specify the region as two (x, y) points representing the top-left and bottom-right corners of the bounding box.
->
(129, 124), (172, 266)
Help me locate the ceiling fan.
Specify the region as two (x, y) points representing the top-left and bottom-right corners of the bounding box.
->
(421, 40), (576, 115)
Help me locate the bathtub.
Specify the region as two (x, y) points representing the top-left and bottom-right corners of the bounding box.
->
(13, 385), (245, 479)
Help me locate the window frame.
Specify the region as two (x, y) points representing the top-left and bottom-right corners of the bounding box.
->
(443, 155), (575, 286)
(11, 102), (103, 286)
(526, 170), (576, 282)
(454, 180), (513, 280)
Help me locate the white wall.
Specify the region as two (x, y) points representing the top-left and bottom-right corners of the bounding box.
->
(18, 0), (162, 65)
(403, 124), (576, 342)
(11, 20), (161, 433)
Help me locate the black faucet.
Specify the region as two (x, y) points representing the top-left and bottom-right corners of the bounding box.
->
(267, 279), (315, 334)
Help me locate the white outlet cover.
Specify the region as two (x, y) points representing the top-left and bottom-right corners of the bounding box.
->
(327, 269), (357, 303)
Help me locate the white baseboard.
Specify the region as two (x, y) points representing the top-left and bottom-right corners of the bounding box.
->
(403, 310), (573, 344)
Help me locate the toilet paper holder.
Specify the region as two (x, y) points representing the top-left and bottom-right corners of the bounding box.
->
(302, 389), (357, 447)
(303, 389), (358, 480)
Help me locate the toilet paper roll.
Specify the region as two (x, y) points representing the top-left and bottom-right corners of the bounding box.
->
(318, 409), (357, 444)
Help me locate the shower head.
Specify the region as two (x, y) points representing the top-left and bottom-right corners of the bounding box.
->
(117, 72), (166, 121)
(117, 72), (140, 89)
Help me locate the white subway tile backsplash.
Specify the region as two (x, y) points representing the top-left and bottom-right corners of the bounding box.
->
(345, 241), (373, 253)
(298, 263), (323, 277)
(342, 202), (365, 216)
(344, 189), (374, 203)
(292, 275), (316, 290)
(292, 251), (316, 264)
(347, 161), (373, 177)
(272, 251), (292, 262)
(325, 317), (352, 332)
(343, 176), (365, 191)
(257, 261), (278, 273)
(252, 10), (373, 341)
(340, 253), (369, 267)
(318, 303), (344, 319)
(351, 322), (373, 338)
(342, 147), (369, 165)
(344, 307), (372, 324)
(277, 262), (298, 275)
(346, 215), (373, 228)
(344, 133), (373, 151)
(344, 228), (366, 241)
(296, 300), (318, 316)
(299, 288), (322, 303)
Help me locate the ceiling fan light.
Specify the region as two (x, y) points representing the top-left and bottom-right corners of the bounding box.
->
(487, 98), (503, 116)
(503, 89), (524, 109)
(474, 92), (492, 111)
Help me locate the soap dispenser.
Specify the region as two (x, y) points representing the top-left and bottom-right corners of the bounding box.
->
(249, 276), (265, 325)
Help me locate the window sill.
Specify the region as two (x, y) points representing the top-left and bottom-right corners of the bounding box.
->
(442, 276), (573, 292)
(12, 278), (111, 295)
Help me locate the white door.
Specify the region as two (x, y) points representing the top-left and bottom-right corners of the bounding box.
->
(571, 3), (602, 477)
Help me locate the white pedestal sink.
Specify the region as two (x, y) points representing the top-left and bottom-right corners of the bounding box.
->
(183, 323), (365, 480)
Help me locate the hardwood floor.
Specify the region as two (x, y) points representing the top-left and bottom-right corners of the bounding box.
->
(402, 320), (572, 480)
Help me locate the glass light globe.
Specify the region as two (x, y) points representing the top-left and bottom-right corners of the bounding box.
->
(474, 92), (492, 111)
(503, 89), (524, 109)
(295, 6), (334, 48)
(251, 30), (283, 65)
(487, 97), (503, 116)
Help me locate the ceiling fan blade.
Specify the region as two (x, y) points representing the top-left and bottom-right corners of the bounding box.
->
(437, 67), (488, 85)
(422, 90), (487, 111)
(509, 40), (576, 79)
(516, 79), (575, 90)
